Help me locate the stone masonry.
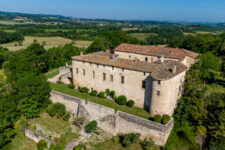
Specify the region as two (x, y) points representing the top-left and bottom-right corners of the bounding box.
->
(50, 90), (174, 146)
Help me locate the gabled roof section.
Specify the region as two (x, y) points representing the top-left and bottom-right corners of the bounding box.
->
(114, 43), (198, 60)
(71, 52), (188, 80)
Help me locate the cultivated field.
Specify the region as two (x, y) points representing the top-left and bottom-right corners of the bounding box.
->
(129, 33), (158, 41)
(0, 36), (93, 51)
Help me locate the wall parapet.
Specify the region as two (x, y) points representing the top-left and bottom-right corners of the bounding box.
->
(116, 111), (173, 133)
(50, 90), (173, 146)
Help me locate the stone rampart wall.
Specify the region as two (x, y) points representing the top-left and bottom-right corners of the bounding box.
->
(50, 90), (173, 146)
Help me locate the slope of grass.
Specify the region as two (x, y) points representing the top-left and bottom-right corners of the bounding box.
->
(50, 82), (151, 120)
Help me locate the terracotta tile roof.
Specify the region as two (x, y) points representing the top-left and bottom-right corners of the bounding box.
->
(114, 43), (198, 60)
(71, 52), (188, 80)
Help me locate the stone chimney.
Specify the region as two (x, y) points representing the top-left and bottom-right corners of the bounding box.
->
(80, 51), (83, 56)
(161, 55), (164, 63)
(172, 65), (177, 74)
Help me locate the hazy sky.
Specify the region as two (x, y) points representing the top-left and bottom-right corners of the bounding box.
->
(0, 0), (225, 22)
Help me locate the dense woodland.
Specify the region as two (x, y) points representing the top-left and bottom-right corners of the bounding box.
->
(0, 12), (225, 150)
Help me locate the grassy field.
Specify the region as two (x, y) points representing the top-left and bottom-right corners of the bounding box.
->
(0, 36), (93, 51)
(46, 68), (59, 78)
(44, 29), (74, 32)
(50, 83), (151, 120)
(129, 33), (158, 41)
(90, 136), (159, 150)
(1, 29), (16, 33)
(3, 112), (80, 150)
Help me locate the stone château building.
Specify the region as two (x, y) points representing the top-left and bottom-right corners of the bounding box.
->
(71, 43), (198, 116)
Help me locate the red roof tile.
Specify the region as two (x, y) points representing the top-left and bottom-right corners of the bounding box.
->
(114, 43), (198, 60)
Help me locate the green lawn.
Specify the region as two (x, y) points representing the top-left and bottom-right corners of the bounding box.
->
(90, 136), (159, 150)
(46, 69), (59, 78)
(50, 83), (151, 119)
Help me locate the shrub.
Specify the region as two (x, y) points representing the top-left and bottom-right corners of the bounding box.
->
(79, 87), (89, 93)
(111, 90), (116, 99)
(153, 115), (161, 123)
(32, 125), (37, 131)
(68, 84), (75, 89)
(127, 100), (134, 107)
(141, 138), (155, 150)
(120, 133), (140, 147)
(47, 103), (66, 118)
(57, 80), (63, 84)
(73, 145), (81, 150)
(105, 88), (110, 96)
(162, 114), (170, 124)
(98, 92), (105, 98)
(37, 140), (47, 150)
(63, 113), (71, 121)
(90, 90), (97, 96)
(73, 144), (86, 150)
(73, 117), (85, 128)
(85, 120), (97, 133)
(116, 95), (127, 105)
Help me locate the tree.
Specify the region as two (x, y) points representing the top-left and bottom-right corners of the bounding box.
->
(19, 97), (40, 118)
(0, 47), (10, 68)
(146, 35), (165, 45)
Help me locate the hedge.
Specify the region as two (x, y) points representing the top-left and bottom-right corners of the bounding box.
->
(47, 103), (66, 118)
(63, 113), (71, 121)
(98, 92), (105, 98)
(85, 120), (97, 133)
(162, 114), (170, 124)
(153, 115), (161, 123)
(37, 140), (47, 150)
(79, 87), (89, 93)
(68, 84), (75, 89)
(127, 100), (134, 107)
(116, 95), (127, 105)
(90, 90), (98, 96)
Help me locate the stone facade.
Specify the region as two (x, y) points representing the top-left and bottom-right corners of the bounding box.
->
(50, 90), (174, 146)
(72, 60), (150, 108)
(72, 57), (186, 116)
(70, 43), (197, 116)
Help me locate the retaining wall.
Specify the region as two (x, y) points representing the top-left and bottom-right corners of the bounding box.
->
(50, 90), (173, 146)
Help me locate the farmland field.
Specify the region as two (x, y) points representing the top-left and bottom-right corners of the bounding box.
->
(129, 33), (158, 41)
(0, 36), (93, 51)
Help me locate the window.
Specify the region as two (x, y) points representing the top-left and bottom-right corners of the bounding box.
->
(158, 80), (161, 85)
(112, 66), (114, 70)
(129, 55), (131, 58)
(121, 76), (124, 84)
(76, 68), (79, 74)
(142, 81), (146, 88)
(97, 64), (99, 68)
(122, 68), (124, 72)
(157, 91), (160, 96)
(144, 72), (146, 76)
(110, 74), (113, 82)
(83, 69), (85, 76)
(145, 57), (148, 62)
(93, 71), (95, 78)
(103, 73), (106, 80)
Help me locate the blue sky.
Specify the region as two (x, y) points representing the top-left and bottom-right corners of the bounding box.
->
(0, 0), (225, 22)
